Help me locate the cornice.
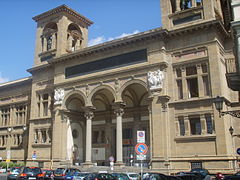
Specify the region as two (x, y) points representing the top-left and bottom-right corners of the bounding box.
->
(27, 63), (52, 74)
(48, 28), (167, 65)
(0, 77), (32, 89)
(168, 19), (230, 38)
(32, 4), (93, 26)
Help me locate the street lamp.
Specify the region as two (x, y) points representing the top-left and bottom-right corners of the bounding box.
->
(214, 96), (240, 118)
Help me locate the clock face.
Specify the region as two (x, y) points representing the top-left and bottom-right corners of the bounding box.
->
(72, 129), (79, 139)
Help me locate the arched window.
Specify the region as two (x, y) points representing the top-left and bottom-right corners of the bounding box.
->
(67, 23), (83, 52)
(42, 22), (58, 52)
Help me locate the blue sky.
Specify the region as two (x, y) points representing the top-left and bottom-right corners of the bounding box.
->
(0, 0), (161, 83)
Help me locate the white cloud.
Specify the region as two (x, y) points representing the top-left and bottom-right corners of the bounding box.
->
(88, 30), (140, 46)
(0, 72), (9, 84)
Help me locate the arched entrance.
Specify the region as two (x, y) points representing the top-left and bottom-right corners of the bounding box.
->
(64, 92), (86, 165)
(90, 86), (116, 166)
(121, 82), (150, 166)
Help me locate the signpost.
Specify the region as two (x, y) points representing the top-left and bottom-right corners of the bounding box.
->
(135, 142), (148, 179)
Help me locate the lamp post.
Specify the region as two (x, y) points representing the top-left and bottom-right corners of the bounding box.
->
(214, 96), (240, 118)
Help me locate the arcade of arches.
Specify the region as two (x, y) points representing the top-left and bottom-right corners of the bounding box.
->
(61, 81), (151, 166)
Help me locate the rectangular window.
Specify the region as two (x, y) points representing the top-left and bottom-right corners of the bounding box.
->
(186, 66), (197, 76)
(203, 76), (210, 96)
(177, 80), (183, 99)
(191, 162), (202, 169)
(189, 116), (201, 135)
(187, 78), (199, 98)
(205, 114), (213, 134)
(178, 117), (185, 136)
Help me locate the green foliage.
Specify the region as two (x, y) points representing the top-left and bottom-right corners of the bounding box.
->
(0, 161), (25, 169)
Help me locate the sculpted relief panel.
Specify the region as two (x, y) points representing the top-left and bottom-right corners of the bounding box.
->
(147, 69), (164, 91)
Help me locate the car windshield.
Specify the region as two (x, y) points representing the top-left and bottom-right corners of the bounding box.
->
(10, 167), (20, 173)
(66, 172), (75, 176)
(55, 168), (65, 174)
(23, 167), (41, 174)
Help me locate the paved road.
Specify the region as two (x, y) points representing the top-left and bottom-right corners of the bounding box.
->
(0, 174), (7, 180)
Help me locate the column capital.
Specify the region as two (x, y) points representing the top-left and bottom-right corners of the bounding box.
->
(83, 106), (95, 120)
(113, 102), (125, 117)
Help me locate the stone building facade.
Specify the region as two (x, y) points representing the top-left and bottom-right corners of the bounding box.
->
(0, 0), (239, 174)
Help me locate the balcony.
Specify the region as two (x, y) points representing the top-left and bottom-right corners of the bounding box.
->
(225, 58), (240, 91)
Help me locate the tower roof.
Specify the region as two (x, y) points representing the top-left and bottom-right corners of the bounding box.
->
(32, 4), (93, 26)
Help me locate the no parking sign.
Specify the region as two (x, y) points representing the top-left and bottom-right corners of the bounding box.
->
(135, 143), (148, 155)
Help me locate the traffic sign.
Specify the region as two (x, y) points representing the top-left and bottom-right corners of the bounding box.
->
(135, 143), (148, 155)
(136, 155), (146, 160)
(237, 148), (240, 155)
(137, 131), (145, 143)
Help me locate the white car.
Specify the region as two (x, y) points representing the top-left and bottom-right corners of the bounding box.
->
(126, 173), (140, 180)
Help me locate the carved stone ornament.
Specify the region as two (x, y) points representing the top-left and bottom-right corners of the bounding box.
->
(54, 88), (65, 105)
(147, 70), (164, 90)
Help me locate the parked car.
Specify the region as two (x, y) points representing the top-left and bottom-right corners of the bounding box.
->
(66, 172), (90, 180)
(175, 172), (202, 180)
(84, 173), (115, 180)
(223, 171), (240, 180)
(42, 169), (54, 180)
(54, 168), (80, 180)
(142, 173), (170, 180)
(125, 173), (140, 180)
(7, 167), (21, 180)
(111, 173), (129, 180)
(190, 168), (209, 179)
(16, 167), (44, 180)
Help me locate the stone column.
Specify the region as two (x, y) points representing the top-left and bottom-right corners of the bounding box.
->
(113, 102), (125, 165)
(176, 0), (181, 11)
(200, 114), (207, 135)
(197, 64), (204, 97)
(52, 33), (56, 49)
(83, 107), (95, 166)
(184, 116), (190, 136)
(181, 67), (188, 99)
(192, 0), (197, 7)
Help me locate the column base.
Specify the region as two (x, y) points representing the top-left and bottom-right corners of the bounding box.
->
(82, 162), (94, 168)
(114, 162), (125, 167)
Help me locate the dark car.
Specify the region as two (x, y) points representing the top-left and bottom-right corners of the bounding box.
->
(111, 173), (129, 180)
(42, 169), (54, 180)
(176, 172), (202, 180)
(84, 173), (115, 180)
(7, 167), (21, 180)
(54, 168), (80, 180)
(65, 172), (90, 180)
(190, 168), (209, 178)
(142, 173), (170, 180)
(223, 171), (240, 180)
(17, 167), (44, 180)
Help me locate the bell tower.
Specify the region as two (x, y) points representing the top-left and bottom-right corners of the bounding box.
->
(160, 0), (224, 30)
(32, 5), (93, 66)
